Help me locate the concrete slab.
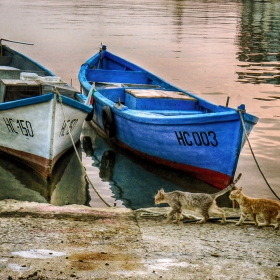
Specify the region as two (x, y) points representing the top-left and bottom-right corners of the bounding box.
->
(0, 200), (279, 279)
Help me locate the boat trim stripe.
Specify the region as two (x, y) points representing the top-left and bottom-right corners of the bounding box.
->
(114, 138), (232, 189)
(0, 92), (92, 113)
(60, 94), (92, 113)
(0, 92), (54, 111)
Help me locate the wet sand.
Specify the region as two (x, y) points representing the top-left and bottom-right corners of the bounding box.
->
(0, 200), (279, 280)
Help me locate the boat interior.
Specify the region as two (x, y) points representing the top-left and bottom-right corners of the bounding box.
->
(0, 47), (77, 103)
(82, 51), (220, 114)
(86, 68), (210, 115)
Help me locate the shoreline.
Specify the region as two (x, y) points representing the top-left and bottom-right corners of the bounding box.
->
(0, 199), (279, 279)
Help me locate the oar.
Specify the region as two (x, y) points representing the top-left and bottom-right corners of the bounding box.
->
(0, 38), (34, 45)
(0, 38), (34, 56)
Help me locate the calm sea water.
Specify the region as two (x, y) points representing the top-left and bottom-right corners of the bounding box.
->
(0, 0), (279, 208)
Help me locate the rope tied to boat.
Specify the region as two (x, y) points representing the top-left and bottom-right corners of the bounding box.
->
(238, 109), (280, 201)
(53, 87), (112, 207)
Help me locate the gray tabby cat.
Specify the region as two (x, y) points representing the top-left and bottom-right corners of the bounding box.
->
(154, 173), (242, 224)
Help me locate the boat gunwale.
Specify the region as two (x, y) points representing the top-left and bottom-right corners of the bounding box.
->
(0, 92), (92, 113)
(0, 92), (55, 110)
(93, 91), (258, 125)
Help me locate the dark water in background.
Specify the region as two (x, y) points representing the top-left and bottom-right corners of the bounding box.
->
(0, 0), (279, 208)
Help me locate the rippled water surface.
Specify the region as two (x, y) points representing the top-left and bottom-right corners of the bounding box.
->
(0, 0), (279, 208)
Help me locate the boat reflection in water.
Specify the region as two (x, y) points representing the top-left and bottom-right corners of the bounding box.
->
(0, 121), (233, 209)
(82, 122), (233, 210)
(0, 145), (89, 206)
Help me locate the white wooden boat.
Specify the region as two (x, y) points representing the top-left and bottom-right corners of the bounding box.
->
(0, 40), (91, 178)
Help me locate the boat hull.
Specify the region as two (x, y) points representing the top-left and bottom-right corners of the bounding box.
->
(0, 93), (91, 178)
(115, 140), (233, 189)
(93, 96), (255, 189)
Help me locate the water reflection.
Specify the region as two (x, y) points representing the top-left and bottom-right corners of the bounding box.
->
(1, 121), (233, 210)
(0, 0), (279, 205)
(236, 0), (280, 85)
(0, 154), (50, 203)
(82, 122), (233, 210)
(0, 147), (89, 206)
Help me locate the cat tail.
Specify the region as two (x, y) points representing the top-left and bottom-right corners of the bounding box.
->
(213, 173), (242, 198)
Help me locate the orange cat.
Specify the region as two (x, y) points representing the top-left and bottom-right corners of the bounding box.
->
(229, 187), (280, 229)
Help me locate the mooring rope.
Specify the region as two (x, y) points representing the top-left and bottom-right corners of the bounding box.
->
(238, 110), (280, 201)
(53, 87), (112, 207)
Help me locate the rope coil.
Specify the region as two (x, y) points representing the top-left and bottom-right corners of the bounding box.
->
(238, 110), (280, 201)
(53, 87), (112, 207)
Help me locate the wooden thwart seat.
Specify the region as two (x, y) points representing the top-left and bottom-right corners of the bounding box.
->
(125, 89), (197, 101)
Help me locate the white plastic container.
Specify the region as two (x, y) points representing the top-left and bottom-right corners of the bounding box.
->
(20, 72), (39, 80)
(39, 76), (61, 83)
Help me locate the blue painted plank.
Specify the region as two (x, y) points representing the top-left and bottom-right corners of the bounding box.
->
(86, 69), (148, 84)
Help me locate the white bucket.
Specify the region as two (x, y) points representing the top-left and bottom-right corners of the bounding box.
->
(20, 72), (39, 80)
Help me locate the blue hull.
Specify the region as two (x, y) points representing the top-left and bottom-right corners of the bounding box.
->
(78, 45), (258, 188)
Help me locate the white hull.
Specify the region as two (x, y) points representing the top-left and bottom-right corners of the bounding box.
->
(0, 93), (89, 178)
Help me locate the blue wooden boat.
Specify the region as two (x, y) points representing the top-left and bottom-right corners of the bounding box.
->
(78, 45), (259, 189)
(0, 40), (91, 179)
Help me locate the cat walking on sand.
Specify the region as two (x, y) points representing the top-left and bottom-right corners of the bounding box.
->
(229, 187), (280, 229)
(154, 173), (242, 224)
